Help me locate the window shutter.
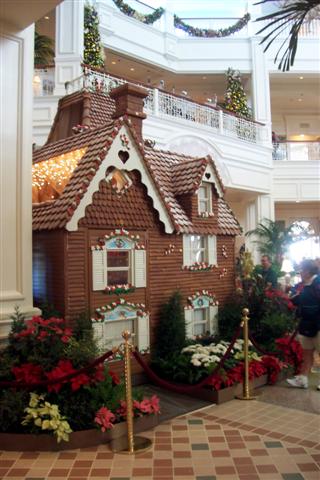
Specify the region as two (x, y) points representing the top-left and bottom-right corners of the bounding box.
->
(92, 248), (106, 291)
(185, 309), (193, 338)
(92, 321), (104, 350)
(137, 314), (150, 351)
(183, 235), (192, 266)
(208, 235), (217, 265)
(134, 250), (146, 287)
(209, 306), (218, 334)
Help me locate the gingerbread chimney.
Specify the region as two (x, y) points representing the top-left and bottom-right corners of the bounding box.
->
(109, 83), (149, 142)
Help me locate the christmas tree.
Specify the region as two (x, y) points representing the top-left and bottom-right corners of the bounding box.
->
(84, 3), (104, 68)
(223, 68), (251, 119)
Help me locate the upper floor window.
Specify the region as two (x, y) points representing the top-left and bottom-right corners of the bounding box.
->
(183, 235), (217, 268)
(91, 231), (146, 291)
(198, 182), (212, 214)
(191, 235), (207, 263)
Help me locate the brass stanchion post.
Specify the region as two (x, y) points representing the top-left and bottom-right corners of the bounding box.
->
(110, 330), (153, 454)
(236, 308), (258, 400)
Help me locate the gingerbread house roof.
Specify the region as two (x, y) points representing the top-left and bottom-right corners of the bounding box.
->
(33, 90), (241, 236)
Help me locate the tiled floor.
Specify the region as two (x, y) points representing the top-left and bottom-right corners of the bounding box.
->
(1, 397), (320, 480)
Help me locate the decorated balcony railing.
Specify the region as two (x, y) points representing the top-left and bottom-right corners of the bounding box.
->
(65, 68), (266, 145)
(272, 142), (320, 161)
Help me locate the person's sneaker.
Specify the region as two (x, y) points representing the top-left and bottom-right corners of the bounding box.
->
(317, 384), (320, 391)
(286, 375), (308, 389)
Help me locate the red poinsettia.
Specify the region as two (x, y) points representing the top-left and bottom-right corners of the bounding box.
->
(264, 288), (295, 311)
(46, 359), (75, 393)
(94, 407), (115, 432)
(261, 355), (284, 384)
(109, 370), (120, 385)
(12, 363), (43, 384)
(276, 336), (303, 374)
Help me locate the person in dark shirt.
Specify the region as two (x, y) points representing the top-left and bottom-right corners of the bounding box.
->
(287, 259), (320, 390)
(260, 255), (278, 288)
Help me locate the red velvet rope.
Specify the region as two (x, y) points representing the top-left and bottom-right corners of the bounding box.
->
(248, 326), (299, 357)
(0, 349), (115, 390)
(132, 324), (242, 394)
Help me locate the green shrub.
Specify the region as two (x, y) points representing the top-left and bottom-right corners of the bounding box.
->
(153, 291), (186, 360)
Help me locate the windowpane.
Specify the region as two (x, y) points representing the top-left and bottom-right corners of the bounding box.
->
(190, 235), (207, 263)
(104, 319), (135, 349)
(108, 251), (129, 268)
(108, 270), (129, 285)
(194, 308), (206, 322)
(194, 307), (209, 336)
(199, 186), (207, 200)
(199, 200), (208, 213)
(194, 323), (206, 336)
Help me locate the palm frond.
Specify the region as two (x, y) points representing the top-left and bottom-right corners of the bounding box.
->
(255, 0), (320, 71)
(34, 31), (55, 66)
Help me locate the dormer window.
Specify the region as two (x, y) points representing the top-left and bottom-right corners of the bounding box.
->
(198, 182), (212, 215)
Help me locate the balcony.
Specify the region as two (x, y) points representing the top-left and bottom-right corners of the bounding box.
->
(65, 68), (267, 146)
(273, 142), (320, 162)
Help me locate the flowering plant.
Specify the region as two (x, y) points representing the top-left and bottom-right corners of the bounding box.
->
(156, 335), (293, 390)
(0, 312), (159, 442)
(183, 262), (214, 271)
(105, 284), (135, 295)
(22, 393), (72, 443)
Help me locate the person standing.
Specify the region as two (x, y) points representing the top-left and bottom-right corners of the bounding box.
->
(287, 259), (320, 390)
(260, 255), (278, 288)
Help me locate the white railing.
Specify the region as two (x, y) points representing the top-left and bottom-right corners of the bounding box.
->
(65, 68), (265, 145)
(273, 142), (320, 161)
(33, 67), (55, 97)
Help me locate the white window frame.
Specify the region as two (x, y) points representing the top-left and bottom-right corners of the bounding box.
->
(93, 309), (150, 351)
(198, 182), (212, 214)
(106, 249), (132, 286)
(190, 235), (207, 263)
(92, 236), (147, 291)
(185, 304), (219, 339)
(193, 307), (210, 336)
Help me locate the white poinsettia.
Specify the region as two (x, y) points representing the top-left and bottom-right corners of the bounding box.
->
(181, 338), (261, 368)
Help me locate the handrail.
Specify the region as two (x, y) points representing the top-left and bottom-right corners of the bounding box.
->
(64, 67), (267, 145)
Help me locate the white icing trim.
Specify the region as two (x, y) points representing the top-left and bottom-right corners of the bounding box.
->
(202, 164), (224, 198)
(66, 125), (174, 233)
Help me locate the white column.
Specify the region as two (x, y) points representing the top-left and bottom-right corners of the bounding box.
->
(250, 37), (272, 145)
(245, 194), (275, 263)
(54, 0), (84, 95)
(0, 24), (40, 343)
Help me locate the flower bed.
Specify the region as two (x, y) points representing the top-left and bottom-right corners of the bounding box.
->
(151, 336), (302, 403)
(0, 313), (160, 449)
(0, 413), (159, 451)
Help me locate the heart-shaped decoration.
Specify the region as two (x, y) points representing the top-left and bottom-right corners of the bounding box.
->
(118, 150), (129, 164)
(205, 173), (211, 179)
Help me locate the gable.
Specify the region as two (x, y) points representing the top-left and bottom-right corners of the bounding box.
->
(79, 170), (160, 230)
(66, 125), (174, 233)
(200, 163), (224, 198)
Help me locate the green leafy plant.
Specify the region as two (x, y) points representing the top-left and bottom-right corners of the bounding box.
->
(0, 310), (159, 442)
(246, 218), (301, 267)
(255, 0), (320, 71)
(153, 291), (186, 360)
(34, 31), (54, 66)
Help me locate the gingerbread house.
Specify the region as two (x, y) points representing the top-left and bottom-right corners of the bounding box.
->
(32, 84), (241, 354)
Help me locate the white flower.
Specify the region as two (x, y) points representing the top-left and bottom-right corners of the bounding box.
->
(191, 358), (201, 366)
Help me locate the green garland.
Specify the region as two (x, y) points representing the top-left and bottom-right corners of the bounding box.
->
(174, 13), (251, 38)
(112, 0), (164, 25)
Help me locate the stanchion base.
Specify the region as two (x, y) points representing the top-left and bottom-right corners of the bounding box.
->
(236, 390), (259, 400)
(110, 435), (152, 454)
